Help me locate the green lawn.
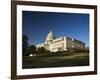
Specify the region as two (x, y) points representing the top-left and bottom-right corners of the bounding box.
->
(22, 52), (89, 69)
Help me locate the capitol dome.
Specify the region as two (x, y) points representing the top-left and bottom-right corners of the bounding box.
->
(45, 30), (55, 42)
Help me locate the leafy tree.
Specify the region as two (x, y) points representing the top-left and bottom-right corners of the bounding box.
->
(37, 47), (47, 54)
(29, 45), (37, 55)
(22, 35), (29, 56)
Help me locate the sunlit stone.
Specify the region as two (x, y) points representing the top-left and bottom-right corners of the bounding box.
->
(36, 30), (85, 52)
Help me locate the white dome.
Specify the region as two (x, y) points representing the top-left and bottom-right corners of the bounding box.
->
(45, 30), (55, 42)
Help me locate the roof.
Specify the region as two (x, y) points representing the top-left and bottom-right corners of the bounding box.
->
(45, 30), (55, 41)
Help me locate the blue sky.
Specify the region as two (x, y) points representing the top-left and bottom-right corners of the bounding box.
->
(22, 11), (89, 47)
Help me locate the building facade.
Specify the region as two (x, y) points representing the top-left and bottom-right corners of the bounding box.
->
(36, 30), (85, 52)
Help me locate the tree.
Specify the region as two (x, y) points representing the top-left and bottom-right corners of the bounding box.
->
(37, 47), (47, 54)
(22, 35), (29, 56)
(28, 45), (37, 56)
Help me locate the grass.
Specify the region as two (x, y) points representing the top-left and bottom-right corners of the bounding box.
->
(22, 52), (89, 69)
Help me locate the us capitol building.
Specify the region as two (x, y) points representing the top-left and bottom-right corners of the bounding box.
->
(36, 30), (85, 52)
